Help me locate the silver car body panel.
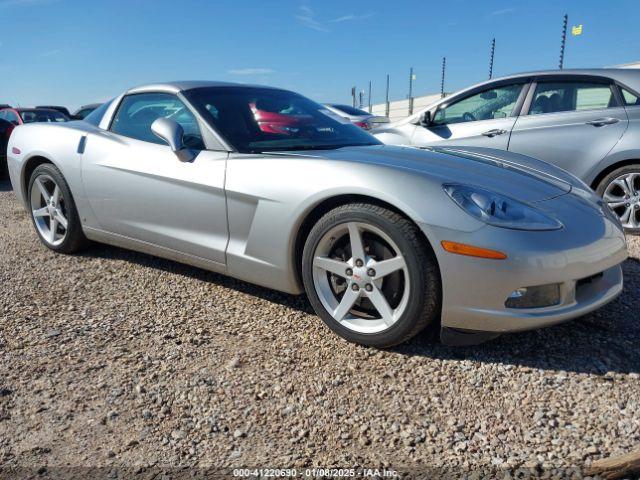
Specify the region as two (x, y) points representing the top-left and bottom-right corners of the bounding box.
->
(374, 68), (640, 187)
(6, 81), (628, 335)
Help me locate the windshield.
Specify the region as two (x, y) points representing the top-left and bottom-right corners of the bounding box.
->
(183, 87), (381, 153)
(20, 110), (68, 123)
(83, 100), (112, 126)
(330, 104), (370, 116)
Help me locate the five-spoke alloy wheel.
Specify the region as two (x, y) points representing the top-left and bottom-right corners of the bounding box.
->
(597, 165), (640, 234)
(28, 163), (87, 253)
(302, 203), (441, 347)
(30, 173), (69, 246)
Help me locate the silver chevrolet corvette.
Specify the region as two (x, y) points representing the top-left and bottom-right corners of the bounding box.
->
(6, 81), (628, 347)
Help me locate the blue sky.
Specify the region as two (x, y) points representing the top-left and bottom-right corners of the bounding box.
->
(1, 0), (639, 110)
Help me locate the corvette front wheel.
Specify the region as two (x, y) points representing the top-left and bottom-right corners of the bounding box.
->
(302, 203), (441, 348)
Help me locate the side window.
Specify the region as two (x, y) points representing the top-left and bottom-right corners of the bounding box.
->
(110, 93), (204, 149)
(621, 87), (640, 106)
(529, 82), (616, 115)
(6, 111), (20, 125)
(432, 84), (523, 126)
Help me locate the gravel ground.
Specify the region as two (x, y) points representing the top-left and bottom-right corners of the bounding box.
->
(1, 178), (639, 478)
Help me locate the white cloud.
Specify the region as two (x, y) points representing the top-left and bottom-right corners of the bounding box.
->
(491, 7), (516, 16)
(295, 4), (330, 32)
(330, 12), (374, 23)
(295, 4), (375, 31)
(227, 68), (275, 75)
(39, 49), (61, 57)
(0, 0), (59, 7)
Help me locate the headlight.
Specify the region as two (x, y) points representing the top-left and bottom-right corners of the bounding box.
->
(443, 184), (563, 231)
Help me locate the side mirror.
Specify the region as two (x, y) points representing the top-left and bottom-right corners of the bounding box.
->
(419, 111), (432, 127)
(151, 117), (196, 162)
(151, 117), (184, 152)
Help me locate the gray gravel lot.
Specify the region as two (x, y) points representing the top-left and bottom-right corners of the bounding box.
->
(1, 178), (639, 477)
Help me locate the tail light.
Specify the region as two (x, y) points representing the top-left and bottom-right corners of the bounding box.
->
(353, 121), (371, 130)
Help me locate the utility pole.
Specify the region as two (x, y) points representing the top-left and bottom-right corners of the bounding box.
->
(441, 57), (446, 98)
(368, 81), (372, 113)
(559, 14), (568, 69)
(359, 90), (364, 108)
(385, 74), (390, 118)
(408, 67), (414, 115)
(351, 86), (356, 107)
(489, 38), (496, 79)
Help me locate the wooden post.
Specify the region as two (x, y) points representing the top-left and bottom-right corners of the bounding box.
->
(586, 449), (640, 479)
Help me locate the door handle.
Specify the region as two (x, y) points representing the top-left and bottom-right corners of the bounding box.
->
(481, 128), (507, 137)
(586, 117), (620, 127)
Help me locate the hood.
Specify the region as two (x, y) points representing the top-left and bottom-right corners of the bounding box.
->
(272, 144), (574, 203)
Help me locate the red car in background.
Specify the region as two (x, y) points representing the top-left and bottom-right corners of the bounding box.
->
(0, 108), (69, 178)
(250, 100), (314, 135)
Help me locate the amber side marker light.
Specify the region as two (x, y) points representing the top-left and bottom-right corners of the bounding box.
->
(441, 241), (507, 260)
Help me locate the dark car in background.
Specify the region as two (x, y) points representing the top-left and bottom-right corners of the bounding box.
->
(73, 103), (102, 120)
(36, 105), (72, 117)
(0, 107), (69, 125)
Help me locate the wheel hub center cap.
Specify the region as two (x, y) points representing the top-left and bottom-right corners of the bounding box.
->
(352, 267), (371, 287)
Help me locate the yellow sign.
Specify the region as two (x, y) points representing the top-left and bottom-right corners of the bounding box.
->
(571, 24), (583, 36)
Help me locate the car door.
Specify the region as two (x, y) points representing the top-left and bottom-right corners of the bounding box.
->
(81, 92), (228, 266)
(411, 81), (529, 149)
(508, 77), (628, 180)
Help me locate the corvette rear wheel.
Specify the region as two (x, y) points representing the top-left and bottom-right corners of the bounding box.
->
(302, 203), (441, 347)
(28, 164), (88, 253)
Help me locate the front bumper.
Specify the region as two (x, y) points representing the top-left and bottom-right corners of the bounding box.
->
(421, 192), (628, 335)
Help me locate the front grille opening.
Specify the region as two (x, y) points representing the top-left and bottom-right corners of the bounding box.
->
(577, 272), (604, 288)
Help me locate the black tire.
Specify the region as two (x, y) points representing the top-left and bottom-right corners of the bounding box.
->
(596, 164), (640, 235)
(28, 163), (88, 253)
(302, 203), (441, 348)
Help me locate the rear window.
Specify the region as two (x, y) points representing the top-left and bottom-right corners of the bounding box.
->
(20, 110), (68, 123)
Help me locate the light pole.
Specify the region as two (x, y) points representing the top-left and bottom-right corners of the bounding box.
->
(368, 81), (372, 113)
(408, 67), (414, 115)
(559, 14), (568, 69)
(440, 57), (446, 98)
(489, 38), (496, 79)
(385, 74), (390, 118)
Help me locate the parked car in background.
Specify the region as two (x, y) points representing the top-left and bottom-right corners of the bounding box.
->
(73, 103), (102, 120)
(0, 118), (13, 178)
(36, 105), (72, 117)
(0, 107), (69, 125)
(249, 99), (314, 135)
(5, 81), (627, 347)
(374, 69), (640, 233)
(324, 104), (388, 130)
